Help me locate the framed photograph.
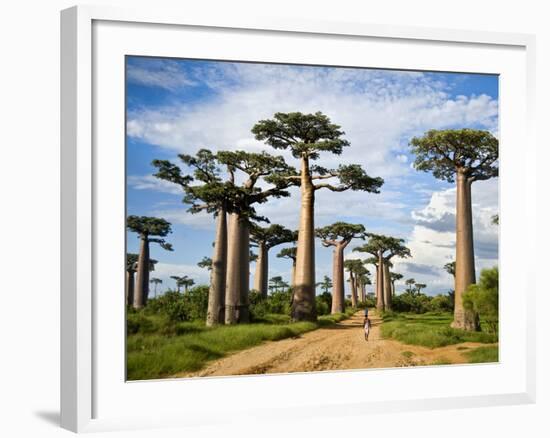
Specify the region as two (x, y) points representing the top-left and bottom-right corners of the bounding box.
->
(61, 5), (536, 433)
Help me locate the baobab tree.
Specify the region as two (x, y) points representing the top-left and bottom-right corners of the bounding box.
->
(405, 278), (416, 293)
(344, 259), (364, 308)
(415, 283), (427, 295)
(182, 277), (195, 292)
(127, 216), (173, 308)
(316, 222), (366, 313)
(444, 261), (456, 278)
(268, 276), (288, 293)
(251, 224), (296, 298)
(198, 256), (212, 271)
(215, 150), (296, 324)
(355, 264), (371, 302)
(170, 276), (185, 293)
(149, 278), (162, 298)
(390, 272), (403, 296)
(410, 129), (498, 330)
(277, 246), (298, 288)
(126, 253), (138, 307)
(317, 275), (333, 294)
(252, 112), (383, 321)
(153, 149), (252, 326)
(354, 234), (411, 311)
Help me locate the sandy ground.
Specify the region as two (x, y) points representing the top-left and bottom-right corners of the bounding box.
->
(172, 311), (494, 378)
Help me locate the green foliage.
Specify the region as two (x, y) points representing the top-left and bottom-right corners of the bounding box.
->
(315, 222), (365, 245)
(380, 312), (497, 348)
(429, 294), (454, 313)
(145, 286), (209, 323)
(354, 233), (411, 262)
(126, 215), (172, 238)
(392, 291), (453, 314)
(197, 256), (212, 270)
(126, 253), (138, 271)
(249, 289), (293, 320)
(315, 292), (333, 316)
(252, 112), (384, 193)
(392, 291), (432, 313)
(252, 111), (350, 159)
(409, 129), (499, 183)
(443, 261), (456, 277)
(277, 246), (297, 261)
(250, 223), (297, 249)
(316, 276), (333, 294)
(462, 267), (499, 334)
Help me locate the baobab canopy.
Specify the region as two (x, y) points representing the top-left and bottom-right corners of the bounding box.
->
(410, 129), (498, 183)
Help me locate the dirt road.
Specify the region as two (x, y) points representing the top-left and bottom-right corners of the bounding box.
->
(172, 311), (490, 378)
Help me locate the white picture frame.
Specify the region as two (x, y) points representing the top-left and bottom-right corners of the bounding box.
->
(60, 4), (536, 433)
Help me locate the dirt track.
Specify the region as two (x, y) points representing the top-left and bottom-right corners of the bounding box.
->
(173, 311), (491, 378)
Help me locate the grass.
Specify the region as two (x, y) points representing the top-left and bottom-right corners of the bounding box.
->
(464, 345), (499, 363)
(127, 309), (356, 380)
(380, 312), (498, 348)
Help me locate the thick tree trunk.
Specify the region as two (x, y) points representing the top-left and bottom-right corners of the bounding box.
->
(133, 236), (149, 309)
(383, 262), (392, 311)
(207, 209), (227, 326)
(225, 213), (241, 324)
(391, 281), (396, 297)
(361, 283), (366, 302)
(253, 242), (269, 298)
(290, 261), (296, 288)
(452, 172), (479, 331)
(331, 244), (345, 314)
(292, 156), (317, 321)
(376, 252), (385, 311)
(238, 218), (250, 323)
(349, 272), (358, 307)
(126, 270), (135, 307)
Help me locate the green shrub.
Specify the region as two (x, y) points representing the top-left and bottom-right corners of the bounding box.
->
(145, 286), (209, 322)
(429, 294), (454, 313)
(393, 291), (432, 313)
(250, 289), (292, 321)
(316, 292), (332, 316)
(462, 267), (498, 334)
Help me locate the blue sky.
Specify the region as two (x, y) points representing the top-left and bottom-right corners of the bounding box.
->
(126, 56), (499, 296)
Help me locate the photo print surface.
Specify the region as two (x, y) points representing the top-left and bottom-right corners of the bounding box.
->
(125, 57), (499, 380)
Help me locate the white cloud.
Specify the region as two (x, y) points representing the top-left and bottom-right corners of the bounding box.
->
(127, 64), (498, 184)
(128, 174), (183, 195)
(127, 59), (197, 91)
(395, 179), (499, 293)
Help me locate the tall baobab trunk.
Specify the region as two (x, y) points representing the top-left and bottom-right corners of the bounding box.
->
(453, 171), (479, 330)
(225, 213), (241, 324)
(133, 236), (149, 309)
(391, 281), (396, 297)
(292, 156), (317, 321)
(356, 277), (365, 302)
(253, 242), (268, 298)
(238, 218), (250, 323)
(331, 243), (345, 314)
(361, 283), (366, 302)
(126, 269), (135, 307)
(348, 271), (358, 308)
(290, 261), (296, 289)
(383, 262), (392, 311)
(376, 251), (385, 311)
(207, 209), (227, 326)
